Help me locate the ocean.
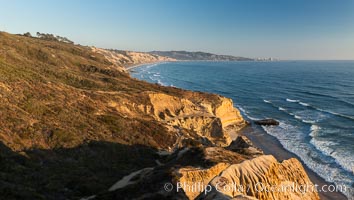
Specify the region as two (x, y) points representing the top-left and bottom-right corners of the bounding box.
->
(131, 61), (354, 198)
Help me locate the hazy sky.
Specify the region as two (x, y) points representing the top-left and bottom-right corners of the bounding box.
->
(1, 0), (353, 60)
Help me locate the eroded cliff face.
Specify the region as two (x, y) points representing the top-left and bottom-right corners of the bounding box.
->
(193, 155), (319, 200)
(147, 92), (247, 146)
(0, 32), (321, 200)
(178, 163), (230, 200)
(91, 47), (175, 69)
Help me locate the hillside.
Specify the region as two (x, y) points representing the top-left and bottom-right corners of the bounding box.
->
(150, 50), (254, 61)
(92, 48), (175, 68)
(0, 31), (319, 200)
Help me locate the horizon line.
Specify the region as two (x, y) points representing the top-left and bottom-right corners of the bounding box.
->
(5, 30), (354, 61)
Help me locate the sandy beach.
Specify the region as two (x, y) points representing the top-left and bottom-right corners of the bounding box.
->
(238, 125), (348, 200)
(125, 61), (168, 71)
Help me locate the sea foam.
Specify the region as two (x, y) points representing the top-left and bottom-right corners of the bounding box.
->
(262, 122), (354, 198)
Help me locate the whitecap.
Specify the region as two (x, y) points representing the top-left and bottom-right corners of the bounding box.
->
(149, 76), (157, 81)
(263, 99), (271, 103)
(309, 128), (354, 176)
(309, 124), (320, 137)
(286, 98), (299, 103)
(247, 115), (261, 121)
(299, 102), (310, 106)
(309, 138), (354, 173)
(278, 107), (286, 111)
(237, 105), (247, 114)
(294, 115), (302, 120)
(235, 105), (260, 121)
(157, 79), (166, 86)
(262, 122), (354, 198)
(292, 110), (328, 124)
(302, 119), (315, 124)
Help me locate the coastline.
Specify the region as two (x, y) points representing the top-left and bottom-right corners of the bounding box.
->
(124, 61), (171, 71)
(237, 125), (348, 200)
(127, 62), (348, 200)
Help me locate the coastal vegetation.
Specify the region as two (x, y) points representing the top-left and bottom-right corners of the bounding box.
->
(0, 31), (323, 199)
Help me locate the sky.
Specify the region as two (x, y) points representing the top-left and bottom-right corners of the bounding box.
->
(0, 0), (353, 60)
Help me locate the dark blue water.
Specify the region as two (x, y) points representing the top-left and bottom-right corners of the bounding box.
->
(131, 61), (354, 198)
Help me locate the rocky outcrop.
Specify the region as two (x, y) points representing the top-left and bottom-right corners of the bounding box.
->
(176, 155), (319, 200)
(147, 92), (247, 146)
(212, 97), (246, 129)
(254, 119), (279, 126)
(203, 155), (319, 200)
(178, 163), (230, 200)
(227, 136), (263, 156)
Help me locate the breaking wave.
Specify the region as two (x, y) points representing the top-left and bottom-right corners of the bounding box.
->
(286, 98), (299, 103)
(262, 122), (354, 198)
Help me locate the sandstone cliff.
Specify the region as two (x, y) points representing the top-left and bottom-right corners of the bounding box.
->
(0, 31), (320, 200)
(194, 155), (319, 200)
(91, 47), (175, 70)
(147, 92), (247, 147)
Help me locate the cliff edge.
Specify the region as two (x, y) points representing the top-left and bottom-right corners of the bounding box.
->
(0, 31), (319, 200)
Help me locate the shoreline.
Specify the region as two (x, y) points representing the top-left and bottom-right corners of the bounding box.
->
(125, 62), (348, 200)
(124, 61), (171, 71)
(238, 125), (348, 200)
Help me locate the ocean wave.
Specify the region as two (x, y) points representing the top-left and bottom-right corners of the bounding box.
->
(302, 119), (316, 124)
(309, 125), (320, 137)
(157, 79), (166, 86)
(277, 106), (313, 123)
(310, 137), (354, 173)
(278, 107), (286, 111)
(263, 99), (271, 103)
(286, 98), (300, 103)
(262, 122), (354, 198)
(246, 115), (261, 121)
(315, 108), (354, 121)
(148, 76), (156, 81)
(294, 110), (327, 124)
(236, 104), (247, 114)
(285, 98), (354, 121)
(294, 115), (302, 120)
(145, 63), (158, 69)
(299, 102), (310, 106)
(236, 105), (260, 121)
(286, 98), (311, 107)
(268, 100), (324, 124)
(287, 112), (316, 124)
